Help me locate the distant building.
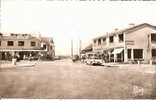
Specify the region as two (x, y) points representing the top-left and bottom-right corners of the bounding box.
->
(40, 37), (55, 60)
(93, 23), (156, 63)
(0, 33), (55, 60)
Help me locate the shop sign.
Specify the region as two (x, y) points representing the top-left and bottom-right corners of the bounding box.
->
(125, 40), (134, 45)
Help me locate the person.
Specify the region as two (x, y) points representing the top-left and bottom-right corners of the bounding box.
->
(12, 54), (17, 65)
(38, 54), (41, 61)
(82, 55), (86, 63)
(103, 51), (109, 63)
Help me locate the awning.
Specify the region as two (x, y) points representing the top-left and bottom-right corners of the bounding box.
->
(112, 48), (124, 54)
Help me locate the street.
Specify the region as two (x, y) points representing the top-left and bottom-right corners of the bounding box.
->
(0, 59), (156, 99)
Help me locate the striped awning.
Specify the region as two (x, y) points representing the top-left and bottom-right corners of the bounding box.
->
(112, 48), (124, 54)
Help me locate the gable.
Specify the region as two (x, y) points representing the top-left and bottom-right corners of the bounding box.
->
(125, 23), (156, 34)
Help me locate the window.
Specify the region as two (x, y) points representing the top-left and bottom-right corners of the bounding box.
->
(152, 49), (156, 58)
(18, 41), (24, 46)
(103, 38), (106, 42)
(7, 41), (14, 46)
(50, 39), (54, 43)
(94, 40), (96, 44)
(0, 33), (2, 36)
(119, 34), (124, 42)
(43, 44), (47, 50)
(31, 41), (36, 46)
(128, 49), (131, 59)
(134, 49), (143, 59)
(151, 34), (156, 42)
(109, 36), (114, 43)
(98, 39), (101, 45)
(11, 33), (14, 36)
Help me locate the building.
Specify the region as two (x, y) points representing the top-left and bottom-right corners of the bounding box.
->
(80, 44), (92, 59)
(0, 33), (55, 60)
(93, 23), (156, 63)
(40, 37), (55, 60)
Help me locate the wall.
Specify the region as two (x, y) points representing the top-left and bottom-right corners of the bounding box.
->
(0, 37), (41, 50)
(125, 27), (156, 61)
(93, 33), (124, 52)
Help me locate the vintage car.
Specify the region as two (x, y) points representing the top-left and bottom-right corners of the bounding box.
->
(72, 55), (79, 62)
(84, 52), (103, 65)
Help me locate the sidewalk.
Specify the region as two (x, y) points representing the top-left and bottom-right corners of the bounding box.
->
(119, 64), (156, 74)
(0, 60), (37, 69)
(102, 63), (156, 74)
(16, 61), (37, 67)
(0, 63), (16, 68)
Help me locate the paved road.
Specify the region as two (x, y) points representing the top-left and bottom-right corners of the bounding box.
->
(0, 59), (156, 98)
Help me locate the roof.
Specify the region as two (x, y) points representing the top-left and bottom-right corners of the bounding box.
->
(0, 33), (40, 40)
(93, 34), (107, 40)
(110, 23), (156, 35)
(93, 23), (156, 40)
(41, 37), (54, 44)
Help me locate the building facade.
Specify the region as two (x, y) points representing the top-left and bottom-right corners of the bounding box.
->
(0, 33), (55, 60)
(40, 37), (55, 60)
(93, 23), (156, 63)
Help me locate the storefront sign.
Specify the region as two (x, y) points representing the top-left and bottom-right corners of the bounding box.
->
(125, 40), (135, 45)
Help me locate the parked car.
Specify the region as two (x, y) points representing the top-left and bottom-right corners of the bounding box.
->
(85, 52), (103, 65)
(85, 57), (103, 65)
(29, 56), (38, 60)
(72, 55), (79, 62)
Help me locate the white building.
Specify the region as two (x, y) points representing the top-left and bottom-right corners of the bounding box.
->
(0, 33), (55, 60)
(93, 23), (156, 63)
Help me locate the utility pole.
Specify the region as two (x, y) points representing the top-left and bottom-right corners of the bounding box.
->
(79, 40), (82, 56)
(71, 40), (73, 57)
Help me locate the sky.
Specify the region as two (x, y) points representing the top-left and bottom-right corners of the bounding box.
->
(1, 0), (156, 56)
